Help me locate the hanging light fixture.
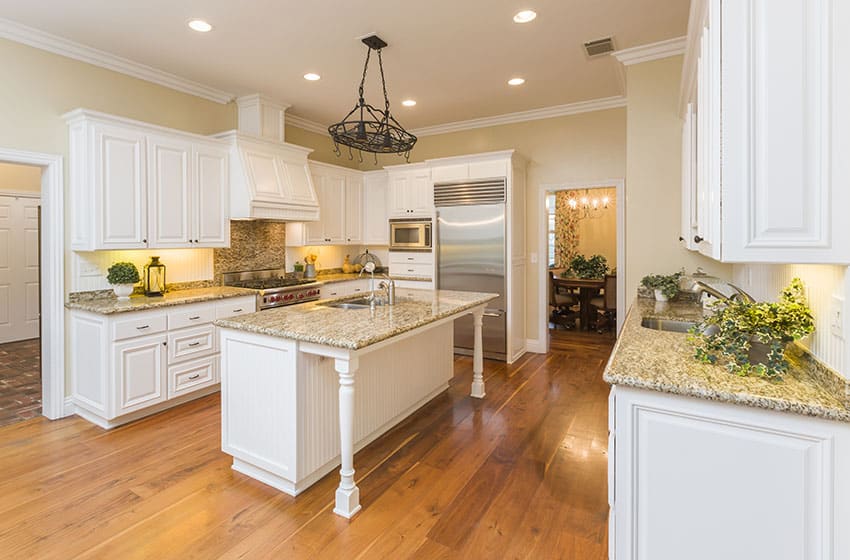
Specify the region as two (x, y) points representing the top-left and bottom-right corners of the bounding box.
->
(328, 35), (417, 162)
(567, 189), (613, 219)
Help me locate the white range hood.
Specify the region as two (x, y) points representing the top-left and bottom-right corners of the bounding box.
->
(216, 95), (320, 221)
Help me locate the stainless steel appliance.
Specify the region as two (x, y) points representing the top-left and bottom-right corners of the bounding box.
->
(435, 179), (507, 361)
(389, 218), (432, 251)
(221, 268), (322, 310)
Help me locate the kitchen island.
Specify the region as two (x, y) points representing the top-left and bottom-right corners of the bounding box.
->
(215, 288), (498, 518)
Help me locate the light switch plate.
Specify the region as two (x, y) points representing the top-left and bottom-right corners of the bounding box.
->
(830, 295), (844, 339)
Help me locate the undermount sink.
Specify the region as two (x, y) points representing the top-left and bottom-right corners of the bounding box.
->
(640, 318), (697, 333)
(323, 297), (384, 310)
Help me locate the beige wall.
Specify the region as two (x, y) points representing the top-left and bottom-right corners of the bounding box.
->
(624, 56), (731, 303)
(285, 125), (360, 170)
(0, 162), (42, 192)
(574, 187), (617, 267)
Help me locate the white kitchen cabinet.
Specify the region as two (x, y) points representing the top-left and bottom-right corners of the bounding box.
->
(387, 164), (432, 217)
(70, 295), (256, 429)
(609, 385), (850, 560)
(319, 279), (370, 299)
(363, 171), (389, 245)
(430, 158), (508, 183)
(389, 251), (434, 279)
(114, 333), (167, 415)
(306, 171), (345, 244)
(680, 0), (850, 263)
(65, 109), (231, 251)
(345, 175), (363, 244)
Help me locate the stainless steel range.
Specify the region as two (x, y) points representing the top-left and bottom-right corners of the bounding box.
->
(221, 268), (322, 310)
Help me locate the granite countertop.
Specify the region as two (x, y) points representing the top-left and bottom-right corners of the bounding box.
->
(604, 298), (850, 422)
(315, 272), (433, 284)
(65, 286), (258, 314)
(215, 289), (497, 350)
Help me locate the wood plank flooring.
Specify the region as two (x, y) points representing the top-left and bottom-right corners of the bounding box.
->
(0, 329), (615, 559)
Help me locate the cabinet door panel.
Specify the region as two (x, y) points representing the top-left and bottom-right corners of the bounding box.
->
(345, 175), (363, 244)
(244, 149), (285, 199)
(195, 145), (229, 246)
(148, 136), (192, 248)
(322, 174), (346, 243)
(95, 125), (147, 248)
(363, 174), (389, 245)
(410, 172), (433, 214)
(431, 164), (468, 183)
(114, 335), (166, 415)
(388, 173), (409, 215)
(468, 160), (506, 180)
(279, 159), (318, 206)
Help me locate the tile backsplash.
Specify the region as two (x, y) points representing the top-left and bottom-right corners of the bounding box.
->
(213, 221), (287, 282)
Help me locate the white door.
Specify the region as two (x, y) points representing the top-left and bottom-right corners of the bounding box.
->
(147, 135), (192, 248)
(114, 334), (167, 416)
(0, 195), (40, 344)
(194, 145), (229, 247)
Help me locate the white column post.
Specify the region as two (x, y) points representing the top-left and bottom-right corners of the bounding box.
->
(333, 355), (361, 518)
(471, 307), (486, 398)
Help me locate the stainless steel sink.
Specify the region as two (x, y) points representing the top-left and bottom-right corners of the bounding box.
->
(323, 297), (383, 310)
(640, 318), (698, 333)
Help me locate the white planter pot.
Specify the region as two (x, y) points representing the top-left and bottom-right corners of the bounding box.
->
(654, 289), (669, 302)
(112, 284), (135, 300)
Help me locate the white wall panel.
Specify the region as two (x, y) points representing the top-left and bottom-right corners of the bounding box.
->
(71, 248), (214, 292)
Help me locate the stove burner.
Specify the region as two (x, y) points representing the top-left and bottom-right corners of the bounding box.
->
(221, 268), (322, 310)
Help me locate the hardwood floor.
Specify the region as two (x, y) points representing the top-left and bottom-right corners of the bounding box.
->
(0, 331), (615, 559)
(0, 338), (41, 427)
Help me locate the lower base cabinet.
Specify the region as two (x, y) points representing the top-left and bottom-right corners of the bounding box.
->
(608, 386), (850, 560)
(71, 295), (255, 429)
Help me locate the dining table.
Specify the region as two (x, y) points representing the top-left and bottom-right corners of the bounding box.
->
(553, 276), (605, 330)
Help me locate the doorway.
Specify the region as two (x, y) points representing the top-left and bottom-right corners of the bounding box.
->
(537, 180), (625, 352)
(0, 163), (42, 426)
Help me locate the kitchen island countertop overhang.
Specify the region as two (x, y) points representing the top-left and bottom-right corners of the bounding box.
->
(216, 288), (499, 518)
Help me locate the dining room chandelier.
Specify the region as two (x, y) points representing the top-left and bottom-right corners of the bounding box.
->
(567, 189), (612, 219)
(328, 35), (417, 163)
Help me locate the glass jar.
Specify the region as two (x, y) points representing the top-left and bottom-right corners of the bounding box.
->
(144, 256), (166, 296)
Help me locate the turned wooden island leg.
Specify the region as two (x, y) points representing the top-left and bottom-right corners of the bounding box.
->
(333, 356), (361, 518)
(471, 307), (486, 398)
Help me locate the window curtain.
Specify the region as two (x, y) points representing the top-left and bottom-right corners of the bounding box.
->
(554, 191), (579, 268)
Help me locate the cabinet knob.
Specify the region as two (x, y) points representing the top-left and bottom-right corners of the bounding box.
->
(162, 342), (167, 346)
(195, 239), (199, 243)
(143, 238), (147, 244)
(678, 236), (684, 242)
(694, 235), (704, 243)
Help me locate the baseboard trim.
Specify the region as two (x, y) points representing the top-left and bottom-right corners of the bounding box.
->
(526, 338), (547, 354)
(63, 396), (76, 418)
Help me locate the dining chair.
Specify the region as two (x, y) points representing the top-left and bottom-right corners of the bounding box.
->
(549, 271), (579, 329)
(590, 274), (617, 333)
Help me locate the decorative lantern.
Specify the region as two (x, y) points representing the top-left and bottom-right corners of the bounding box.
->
(144, 256), (166, 296)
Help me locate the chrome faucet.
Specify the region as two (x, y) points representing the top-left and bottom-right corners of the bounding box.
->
(378, 275), (396, 305)
(694, 281), (756, 304)
(359, 261), (377, 299)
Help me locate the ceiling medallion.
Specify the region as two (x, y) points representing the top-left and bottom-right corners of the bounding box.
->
(328, 35), (417, 163)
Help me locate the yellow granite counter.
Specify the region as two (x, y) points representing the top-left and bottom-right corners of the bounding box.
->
(604, 298), (850, 422)
(215, 289), (496, 350)
(65, 286), (258, 314)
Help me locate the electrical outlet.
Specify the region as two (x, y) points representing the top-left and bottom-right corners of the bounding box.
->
(831, 295), (845, 339)
(530, 252), (538, 264)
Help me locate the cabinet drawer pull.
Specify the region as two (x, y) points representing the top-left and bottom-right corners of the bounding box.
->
(407, 269), (415, 272)
(188, 342), (201, 347)
(136, 325), (150, 330)
(694, 235), (704, 243)
(189, 316), (201, 320)
(232, 308), (243, 313)
(188, 374), (200, 380)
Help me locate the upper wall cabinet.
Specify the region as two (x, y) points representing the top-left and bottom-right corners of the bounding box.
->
(681, 0), (850, 263)
(386, 164), (432, 217)
(363, 171), (389, 245)
(65, 109), (230, 251)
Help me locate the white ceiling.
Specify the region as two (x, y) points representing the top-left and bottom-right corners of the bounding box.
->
(0, 0), (690, 129)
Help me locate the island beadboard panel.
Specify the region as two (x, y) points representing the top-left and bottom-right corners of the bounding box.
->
(213, 221), (286, 283)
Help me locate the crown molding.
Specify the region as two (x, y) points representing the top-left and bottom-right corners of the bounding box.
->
(285, 113), (328, 135)
(409, 96), (627, 137)
(0, 17), (235, 104)
(611, 36), (687, 66)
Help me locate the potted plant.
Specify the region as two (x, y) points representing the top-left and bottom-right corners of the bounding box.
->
(640, 271), (682, 301)
(106, 262), (140, 300)
(563, 254), (608, 279)
(689, 278), (814, 379)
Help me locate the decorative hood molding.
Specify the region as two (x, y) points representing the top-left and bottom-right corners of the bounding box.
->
(215, 131), (319, 222)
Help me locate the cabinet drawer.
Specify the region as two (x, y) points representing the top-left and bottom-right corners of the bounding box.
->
(215, 296), (257, 319)
(112, 312), (167, 341)
(321, 284), (347, 298)
(168, 355), (218, 398)
(348, 280), (370, 294)
(389, 251), (434, 265)
(168, 324), (216, 363)
(390, 263), (433, 278)
(394, 280), (433, 292)
(168, 302), (215, 330)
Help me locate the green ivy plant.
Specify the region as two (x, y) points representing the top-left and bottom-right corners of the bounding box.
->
(640, 271), (682, 299)
(106, 262), (140, 285)
(563, 254), (608, 279)
(688, 278), (814, 379)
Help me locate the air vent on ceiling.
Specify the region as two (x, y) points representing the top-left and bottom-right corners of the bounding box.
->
(584, 37), (615, 58)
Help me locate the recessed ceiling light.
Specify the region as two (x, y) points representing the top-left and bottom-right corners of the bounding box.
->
(187, 19), (213, 33)
(508, 77), (526, 86)
(513, 10), (537, 23)
(402, 99), (417, 107)
(303, 73), (321, 81)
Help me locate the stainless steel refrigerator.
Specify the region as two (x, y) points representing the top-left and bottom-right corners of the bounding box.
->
(435, 179), (507, 361)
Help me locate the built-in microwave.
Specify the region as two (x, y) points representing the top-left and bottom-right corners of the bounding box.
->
(389, 218), (432, 251)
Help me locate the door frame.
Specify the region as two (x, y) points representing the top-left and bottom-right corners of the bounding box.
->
(537, 179), (625, 351)
(0, 148), (65, 419)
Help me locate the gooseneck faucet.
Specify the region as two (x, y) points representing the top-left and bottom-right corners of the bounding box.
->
(694, 281), (756, 304)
